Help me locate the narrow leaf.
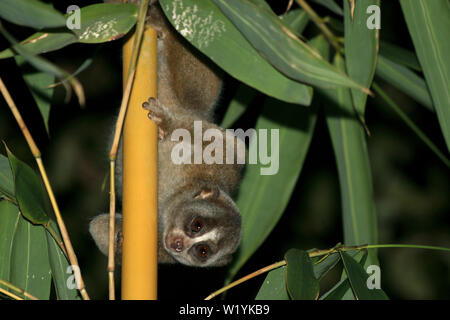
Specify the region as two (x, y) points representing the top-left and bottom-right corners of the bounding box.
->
(379, 41), (422, 72)
(321, 54), (378, 265)
(311, 0), (343, 16)
(312, 252), (340, 280)
(344, 0), (379, 118)
(285, 249), (320, 300)
(45, 221), (79, 300)
(0, 154), (15, 200)
(212, 0), (368, 91)
(73, 3), (138, 43)
(281, 9), (309, 36)
(400, 0), (450, 151)
(0, 0), (66, 29)
(0, 201), (21, 282)
(320, 278), (350, 300)
(226, 99), (317, 282)
(340, 251), (388, 300)
(376, 55), (433, 111)
(0, 23), (85, 106)
(255, 266), (289, 300)
(9, 216), (51, 300)
(159, 0), (312, 105)
(226, 34), (328, 282)
(5, 145), (49, 225)
(15, 57), (54, 134)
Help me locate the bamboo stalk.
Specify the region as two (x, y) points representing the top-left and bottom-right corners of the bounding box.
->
(120, 24), (158, 300)
(0, 278), (39, 300)
(0, 77), (90, 300)
(106, 0), (153, 300)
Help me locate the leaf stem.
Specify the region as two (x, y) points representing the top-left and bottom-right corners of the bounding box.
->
(0, 77), (90, 300)
(373, 83), (450, 168)
(0, 278), (38, 300)
(295, 0), (342, 52)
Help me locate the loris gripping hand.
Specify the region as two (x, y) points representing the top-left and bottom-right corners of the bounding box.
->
(90, 99), (243, 267)
(90, 1), (243, 267)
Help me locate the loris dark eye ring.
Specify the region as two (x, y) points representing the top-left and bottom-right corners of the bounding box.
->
(196, 244), (209, 258)
(191, 217), (204, 233)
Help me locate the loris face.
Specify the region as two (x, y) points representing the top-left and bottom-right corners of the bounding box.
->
(161, 188), (241, 267)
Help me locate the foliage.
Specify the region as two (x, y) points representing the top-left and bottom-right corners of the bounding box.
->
(0, 0), (449, 300)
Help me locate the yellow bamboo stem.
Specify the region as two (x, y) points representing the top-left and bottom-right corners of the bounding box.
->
(121, 27), (158, 300)
(0, 278), (38, 300)
(0, 77), (90, 300)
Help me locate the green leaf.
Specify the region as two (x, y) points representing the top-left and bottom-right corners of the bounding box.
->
(281, 9), (309, 36)
(373, 83), (449, 167)
(226, 34), (328, 282)
(5, 145), (49, 225)
(45, 221), (79, 300)
(221, 84), (257, 128)
(226, 98), (317, 282)
(0, 22), (84, 106)
(311, 0), (343, 16)
(15, 57), (54, 134)
(311, 252), (340, 280)
(9, 215), (51, 300)
(0, 201), (21, 282)
(340, 251), (388, 300)
(159, 0), (312, 105)
(344, 0), (379, 118)
(285, 249), (320, 300)
(0, 154), (15, 200)
(375, 55), (433, 112)
(320, 278), (350, 300)
(72, 3), (138, 43)
(0, 3), (138, 59)
(255, 266), (289, 300)
(0, 0), (66, 29)
(379, 41), (422, 72)
(400, 0), (450, 151)
(0, 32), (77, 60)
(321, 54), (378, 264)
(212, 0), (367, 91)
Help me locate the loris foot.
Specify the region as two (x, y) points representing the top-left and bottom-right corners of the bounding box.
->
(142, 97), (173, 140)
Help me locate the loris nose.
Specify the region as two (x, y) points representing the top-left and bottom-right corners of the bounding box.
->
(170, 238), (184, 252)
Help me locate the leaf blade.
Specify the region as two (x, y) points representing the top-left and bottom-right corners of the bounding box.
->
(5, 145), (49, 225)
(344, 0), (379, 118)
(400, 0), (450, 151)
(212, 0), (368, 91)
(159, 0), (312, 105)
(285, 249), (320, 300)
(0, 0), (66, 29)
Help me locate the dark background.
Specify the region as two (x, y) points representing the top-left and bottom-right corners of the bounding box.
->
(0, 0), (449, 299)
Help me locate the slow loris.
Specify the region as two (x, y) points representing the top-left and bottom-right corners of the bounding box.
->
(90, 0), (244, 267)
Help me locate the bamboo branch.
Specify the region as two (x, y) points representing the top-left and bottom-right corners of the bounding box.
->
(0, 278), (39, 300)
(0, 286), (23, 300)
(0, 77), (90, 300)
(295, 0), (342, 52)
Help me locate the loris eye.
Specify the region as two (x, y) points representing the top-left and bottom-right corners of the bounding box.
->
(196, 244), (209, 259)
(191, 217), (204, 233)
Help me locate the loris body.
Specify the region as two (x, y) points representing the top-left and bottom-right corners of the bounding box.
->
(90, 1), (243, 267)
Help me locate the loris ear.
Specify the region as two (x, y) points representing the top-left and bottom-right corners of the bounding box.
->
(194, 187), (219, 199)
